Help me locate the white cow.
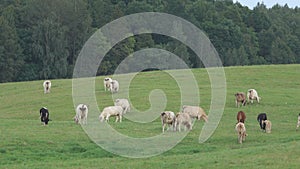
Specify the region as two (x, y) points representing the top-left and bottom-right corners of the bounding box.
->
(247, 89), (260, 104)
(161, 111), (176, 133)
(182, 105), (208, 122)
(43, 80), (51, 93)
(104, 77), (112, 91)
(110, 80), (119, 93)
(114, 99), (130, 114)
(99, 106), (123, 122)
(74, 104), (88, 125)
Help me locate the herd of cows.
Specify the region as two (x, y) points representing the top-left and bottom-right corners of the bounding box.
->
(39, 78), (300, 144)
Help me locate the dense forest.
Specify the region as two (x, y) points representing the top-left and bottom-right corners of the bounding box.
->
(0, 0), (299, 82)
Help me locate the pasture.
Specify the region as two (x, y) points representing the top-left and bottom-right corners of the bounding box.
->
(0, 64), (300, 168)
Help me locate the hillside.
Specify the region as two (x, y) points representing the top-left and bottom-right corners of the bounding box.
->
(0, 64), (300, 168)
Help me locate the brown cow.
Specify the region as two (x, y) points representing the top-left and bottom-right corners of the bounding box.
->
(235, 92), (246, 107)
(236, 111), (246, 123)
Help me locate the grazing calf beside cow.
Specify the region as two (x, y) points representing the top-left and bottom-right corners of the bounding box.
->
(40, 107), (50, 125)
(234, 92), (246, 107)
(161, 111), (176, 133)
(114, 99), (130, 114)
(263, 120), (272, 133)
(43, 80), (51, 94)
(175, 112), (192, 132)
(74, 104), (88, 125)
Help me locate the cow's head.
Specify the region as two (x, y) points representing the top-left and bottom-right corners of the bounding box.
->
(99, 115), (104, 122)
(79, 106), (86, 112)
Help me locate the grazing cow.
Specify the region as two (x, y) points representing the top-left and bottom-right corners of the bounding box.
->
(297, 113), (300, 131)
(114, 99), (130, 114)
(257, 113), (268, 131)
(236, 111), (246, 123)
(43, 80), (51, 94)
(40, 107), (50, 125)
(247, 89), (260, 104)
(263, 120), (272, 133)
(104, 77), (112, 91)
(74, 104), (88, 125)
(110, 80), (119, 93)
(182, 105), (208, 122)
(175, 112), (192, 132)
(235, 92), (246, 107)
(99, 106), (123, 122)
(161, 111), (176, 133)
(235, 122), (247, 144)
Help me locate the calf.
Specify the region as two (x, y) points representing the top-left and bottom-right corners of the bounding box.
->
(236, 111), (246, 123)
(74, 104), (88, 125)
(263, 120), (272, 133)
(182, 105), (208, 122)
(235, 92), (246, 107)
(297, 113), (300, 131)
(43, 80), (51, 93)
(110, 80), (119, 93)
(161, 111), (176, 133)
(40, 107), (50, 125)
(247, 89), (260, 104)
(257, 113), (267, 131)
(114, 99), (130, 114)
(235, 122), (247, 144)
(175, 112), (192, 132)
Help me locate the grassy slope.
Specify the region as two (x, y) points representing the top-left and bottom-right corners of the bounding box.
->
(0, 64), (300, 169)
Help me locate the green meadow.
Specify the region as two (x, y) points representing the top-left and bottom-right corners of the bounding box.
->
(0, 64), (300, 168)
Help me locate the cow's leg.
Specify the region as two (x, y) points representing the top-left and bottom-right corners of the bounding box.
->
(106, 115), (110, 122)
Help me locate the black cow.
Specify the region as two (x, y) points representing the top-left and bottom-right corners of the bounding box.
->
(257, 113), (267, 131)
(40, 107), (50, 125)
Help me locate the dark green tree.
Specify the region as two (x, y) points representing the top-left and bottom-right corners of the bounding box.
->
(0, 5), (23, 82)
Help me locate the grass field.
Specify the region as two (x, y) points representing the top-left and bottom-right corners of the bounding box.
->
(0, 64), (300, 168)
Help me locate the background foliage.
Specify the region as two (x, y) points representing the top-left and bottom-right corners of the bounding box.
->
(0, 0), (299, 82)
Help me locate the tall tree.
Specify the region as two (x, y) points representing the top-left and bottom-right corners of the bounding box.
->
(0, 5), (23, 82)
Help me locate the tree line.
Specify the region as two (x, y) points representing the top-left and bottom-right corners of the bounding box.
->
(0, 0), (299, 82)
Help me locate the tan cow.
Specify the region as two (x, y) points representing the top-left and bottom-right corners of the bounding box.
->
(235, 92), (246, 107)
(235, 122), (247, 144)
(263, 120), (272, 133)
(182, 105), (208, 122)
